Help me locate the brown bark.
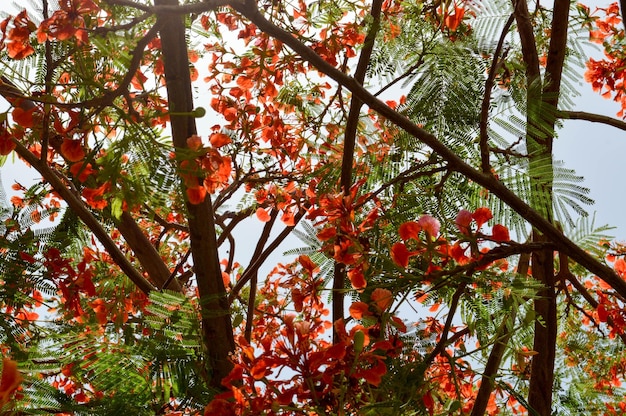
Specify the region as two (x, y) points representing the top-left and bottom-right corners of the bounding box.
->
(527, 237), (557, 415)
(155, 0), (234, 387)
(332, 0), (383, 343)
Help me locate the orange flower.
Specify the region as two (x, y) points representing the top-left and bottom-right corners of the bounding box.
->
(371, 288), (393, 312)
(186, 185), (207, 205)
(209, 132), (232, 148)
(0, 358), (22, 409)
(69, 161), (95, 182)
(491, 224), (510, 242)
(82, 182), (110, 209)
(0, 132), (15, 155)
(399, 221), (421, 241)
(6, 11), (35, 60)
(349, 301), (370, 319)
(347, 266), (367, 290)
(391, 242), (414, 268)
(281, 208), (295, 226)
(60, 138), (85, 162)
(12, 106), (37, 128)
(255, 207), (271, 222)
(444, 6), (465, 32)
(472, 207), (493, 229)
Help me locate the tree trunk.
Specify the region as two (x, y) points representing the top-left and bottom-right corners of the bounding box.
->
(155, 0), (235, 388)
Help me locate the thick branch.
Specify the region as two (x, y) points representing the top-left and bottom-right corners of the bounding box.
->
(107, 0), (230, 14)
(333, 0), (383, 343)
(230, 0), (626, 301)
(0, 78), (180, 292)
(513, 0), (541, 82)
(12, 142), (156, 293)
(559, 110), (626, 131)
(117, 212), (182, 291)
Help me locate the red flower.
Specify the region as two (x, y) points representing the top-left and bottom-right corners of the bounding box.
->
(256, 207), (271, 222)
(444, 6), (466, 32)
(12, 106), (37, 128)
(69, 161), (95, 182)
(491, 224), (510, 242)
(37, 0), (99, 44)
(61, 138), (85, 162)
(0, 129), (15, 155)
(186, 185), (207, 205)
(371, 288), (393, 311)
(349, 301), (370, 319)
(399, 221), (421, 240)
(281, 208), (295, 226)
(0, 359), (22, 408)
(450, 241), (470, 264)
(5, 11), (35, 60)
(391, 242), (415, 268)
(82, 182), (110, 209)
(210, 132), (232, 148)
(347, 266), (367, 290)
(472, 207), (493, 229)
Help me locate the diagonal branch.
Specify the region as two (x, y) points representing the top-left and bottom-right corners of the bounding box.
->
(0, 78), (181, 292)
(230, 0), (626, 302)
(12, 142), (156, 293)
(479, 14), (515, 173)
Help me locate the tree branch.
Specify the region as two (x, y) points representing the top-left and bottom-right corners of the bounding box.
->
(0, 77), (181, 292)
(479, 14), (514, 173)
(333, 0), (383, 343)
(12, 142), (156, 293)
(155, 0), (234, 387)
(559, 110), (626, 131)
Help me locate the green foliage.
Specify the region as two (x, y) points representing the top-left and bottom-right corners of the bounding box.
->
(16, 290), (209, 415)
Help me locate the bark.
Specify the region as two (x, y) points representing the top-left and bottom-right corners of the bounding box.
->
(516, 0), (569, 412)
(527, 237), (557, 415)
(155, 0), (234, 387)
(332, 0), (383, 343)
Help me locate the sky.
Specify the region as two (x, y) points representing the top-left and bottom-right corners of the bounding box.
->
(555, 63), (626, 241)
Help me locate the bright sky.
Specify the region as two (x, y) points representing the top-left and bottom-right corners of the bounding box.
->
(555, 62), (626, 241)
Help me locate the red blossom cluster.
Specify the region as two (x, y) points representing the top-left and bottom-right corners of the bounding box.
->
(308, 182), (379, 290)
(208, 255), (404, 415)
(391, 207), (510, 272)
(43, 247), (97, 318)
(178, 134), (233, 204)
(1, 1), (99, 60)
(579, 2), (626, 117)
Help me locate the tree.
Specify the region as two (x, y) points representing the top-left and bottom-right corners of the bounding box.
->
(0, 0), (625, 414)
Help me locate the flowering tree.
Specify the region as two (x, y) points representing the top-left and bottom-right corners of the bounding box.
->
(0, 0), (626, 414)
